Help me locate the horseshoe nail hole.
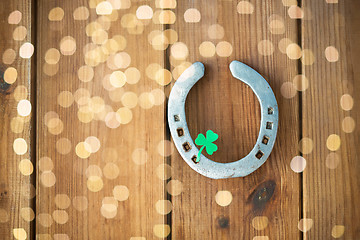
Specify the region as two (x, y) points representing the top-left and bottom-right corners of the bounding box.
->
(262, 136), (269, 145)
(255, 150), (264, 159)
(182, 142), (191, 152)
(174, 115), (180, 122)
(268, 107), (274, 115)
(191, 155), (198, 164)
(177, 128), (184, 137)
(266, 122), (273, 130)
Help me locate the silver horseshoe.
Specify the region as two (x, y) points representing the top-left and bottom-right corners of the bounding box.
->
(168, 61), (279, 179)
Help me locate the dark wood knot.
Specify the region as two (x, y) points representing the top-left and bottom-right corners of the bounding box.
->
(216, 215), (229, 228)
(248, 180), (276, 211)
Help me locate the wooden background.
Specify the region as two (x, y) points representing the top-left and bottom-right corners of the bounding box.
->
(0, 0), (359, 239)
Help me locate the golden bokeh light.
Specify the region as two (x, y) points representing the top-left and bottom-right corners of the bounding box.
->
(340, 94), (353, 111)
(216, 41), (233, 57)
(60, 36), (76, 55)
(73, 196), (88, 211)
(258, 40), (274, 56)
(326, 134), (341, 151)
(4, 67), (18, 84)
(326, 152), (340, 169)
(39, 157), (54, 172)
(75, 142), (91, 159)
(57, 91), (74, 108)
(13, 228), (27, 240)
(138, 92), (155, 109)
(105, 112), (121, 128)
(237, 1), (254, 14)
(290, 156), (306, 173)
(56, 138), (72, 155)
(293, 75), (309, 91)
(96, 1), (113, 15)
(20, 207), (35, 222)
(215, 190), (233, 207)
(325, 46), (339, 62)
(155, 200), (172, 215)
(151, 88), (165, 105)
(252, 216), (269, 230)
(167, 180), (182, 196)
(298, 137), (313, 154)
(301, 49), (315, 65)
(48, 7), (64, 21)
(55, 194), (71, 209)
(87, 176), (104, 192)
(286, 43), (302, 59)
(171, 42), (189, 60)
(8, 10), (22, 24)
(342, 116), (355, 133)
(103, 163), (120, 179)
(116, 107), (133, 124)
(13, 138), (28, 155)
(52, 210), (69, 224)
(153, 224), (171, 238)
(278, 38), (293, 54)
(110, 71), (127, 88)
(2, 48), (16, 65)
(113, 185), (129, 201)
(40, 171), (56, 187)
(73, 6), (89, 20)
(280, 82), (297, 99)
(45, 48), (61, 64)
(184, 8), (201, 23)
(288, 5), (304, 19)
(136, 5), (153, 20)
(10, 117), (25, 133)
(156, 163), (172, 181)
(208, 24), (225, 39)
(331, 225), (345, 238)
(132, 148), (148, 165)
(13, 26), (27, 41)
(199, 41), (216, 58)
(37, 213), (53, 228)
(155, 68), (172, 86)
(19, 42), (34, 59)
(19, 159), (33, 176)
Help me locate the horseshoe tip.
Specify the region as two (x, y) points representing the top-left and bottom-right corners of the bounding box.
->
(193, 61), (205, 74)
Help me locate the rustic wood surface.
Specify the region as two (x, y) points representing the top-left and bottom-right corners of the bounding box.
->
(0, 1), (35, 239)
(36, 0), (166, 239)
(0, 0), (359, 239)
(170, 0), (301, 239)
(302, 0), (360, 239)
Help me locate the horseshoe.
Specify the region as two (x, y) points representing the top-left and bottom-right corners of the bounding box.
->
(168, 61), (279, 179)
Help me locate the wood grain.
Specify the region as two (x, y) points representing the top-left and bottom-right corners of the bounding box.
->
(0, 1), (35, 239)
(36, 1), (166, 239)
(170, 1), (301, 239)
(302, 0), (360, 238)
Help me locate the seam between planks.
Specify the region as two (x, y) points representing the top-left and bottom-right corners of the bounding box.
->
(31, 0), (37, 239)
(164, 20), (173, 240)
(297, 0), (304, 240)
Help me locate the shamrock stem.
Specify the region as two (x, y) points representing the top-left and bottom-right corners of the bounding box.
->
(197, 145), (206, 162)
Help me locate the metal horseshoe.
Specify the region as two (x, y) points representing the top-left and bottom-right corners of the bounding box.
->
(168, 61), (279, 179)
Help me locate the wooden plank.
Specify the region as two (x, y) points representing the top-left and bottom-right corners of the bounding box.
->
(302, 0), (360, 238)
(36, 1), (167, 239)
(169, 1), (301, 239)
(0, 1), (35, 240)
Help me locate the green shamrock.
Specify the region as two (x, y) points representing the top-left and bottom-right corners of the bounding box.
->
(195, 130), (219, 162)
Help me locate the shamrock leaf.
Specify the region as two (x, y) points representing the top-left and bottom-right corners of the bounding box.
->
(194, 130), (219, 162)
